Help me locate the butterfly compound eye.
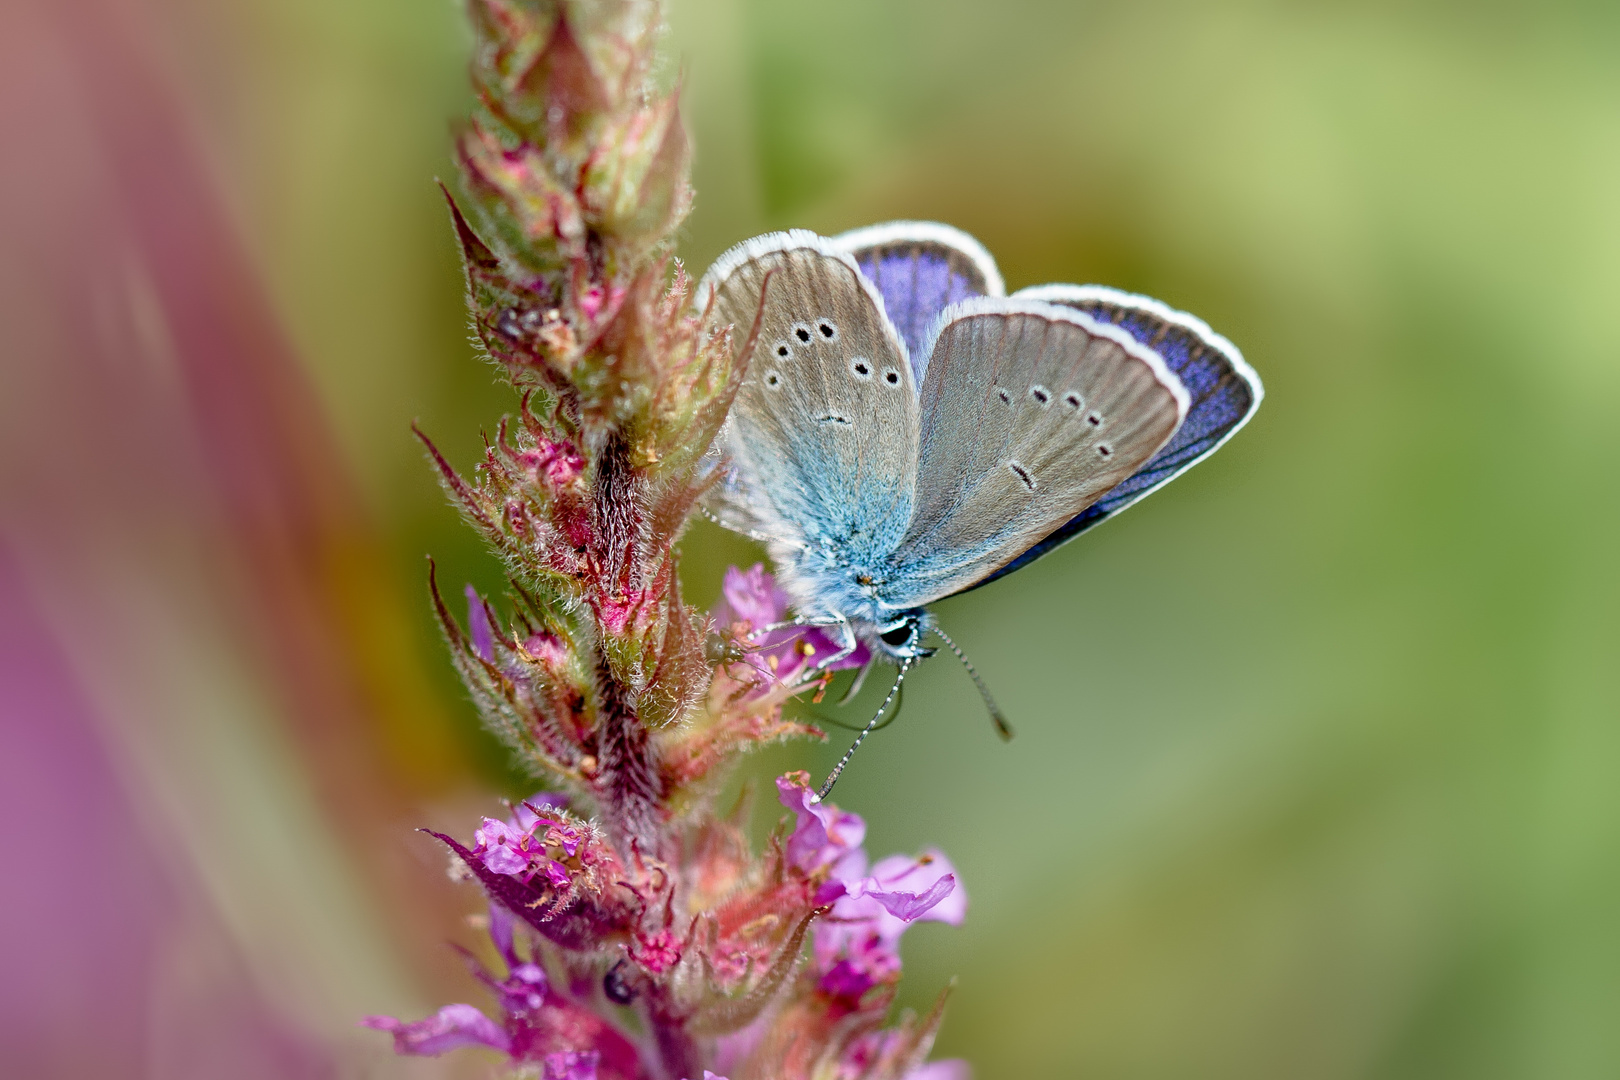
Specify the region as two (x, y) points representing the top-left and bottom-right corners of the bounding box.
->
(880, 623), (914, 648)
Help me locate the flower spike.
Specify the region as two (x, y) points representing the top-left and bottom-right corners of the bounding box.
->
(366, 3), (969, 1079)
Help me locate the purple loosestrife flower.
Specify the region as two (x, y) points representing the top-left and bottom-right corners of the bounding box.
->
(363, 1004), (512, 1057)
(368, 2), (970, 1078)
(472, 799), (582, 886)
(713, 564), (870, 694)
(775, 770), (866, 879)
(775, 772), (966, 1011)
(365, 903), (642, 1076)
(813, 851), (964, 1008)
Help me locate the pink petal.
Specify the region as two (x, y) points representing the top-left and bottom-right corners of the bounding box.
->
(465, 585), (495, 661)
(776, 772), (867, 873)
(869, 850), (967, 926)
(868, 873), (956, 923)
(717, 564), (787, 629)
(361, 1003), (511, 1056)
(909, 1061), (972, 1080)
(481, 844), (529, 876)
(488, 901), (517, 965)
(543, 1049), (600, 1080)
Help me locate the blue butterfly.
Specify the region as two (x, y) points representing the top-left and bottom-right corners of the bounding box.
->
(698, 222), (1262, 790)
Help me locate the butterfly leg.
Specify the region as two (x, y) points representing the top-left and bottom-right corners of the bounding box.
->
(836, 657), (875, 704)
(738, 614), (858, 689)
(742, 618), (817, 641)
(697, 505), (809, 552)
(744, 614), (851, 651)
(800, 615), (858, 678)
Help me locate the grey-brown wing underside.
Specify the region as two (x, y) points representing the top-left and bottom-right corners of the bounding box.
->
(882, 299), (1189, 607)
(700, 231), (919, 559)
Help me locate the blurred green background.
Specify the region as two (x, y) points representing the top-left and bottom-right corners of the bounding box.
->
(7, 0), (1620, 1077)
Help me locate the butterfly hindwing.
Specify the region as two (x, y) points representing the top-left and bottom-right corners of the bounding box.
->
(881, 299), (1189, 607)
(833, 222), (1004, 383)
(700, 232), (920, 576)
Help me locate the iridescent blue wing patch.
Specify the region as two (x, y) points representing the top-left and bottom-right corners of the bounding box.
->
(833, 222), (1004, 383)
(966, 284), (1263, 589)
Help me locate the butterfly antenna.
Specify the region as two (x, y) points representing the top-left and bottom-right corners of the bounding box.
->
(819, 658), (912, 801)
(931, 625), (1013, 741)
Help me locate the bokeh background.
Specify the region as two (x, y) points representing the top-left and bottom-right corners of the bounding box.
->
(5, 0), (1620, 1077)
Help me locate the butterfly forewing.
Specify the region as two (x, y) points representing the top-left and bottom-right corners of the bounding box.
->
(957, 285), (1264, 589)
(1017, 285), (1259, 515)
(884, 300), (1188, 607)
(701, 234), (920, 565)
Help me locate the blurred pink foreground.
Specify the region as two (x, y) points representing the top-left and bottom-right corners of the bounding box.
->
(1, 1), (471, 1076)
